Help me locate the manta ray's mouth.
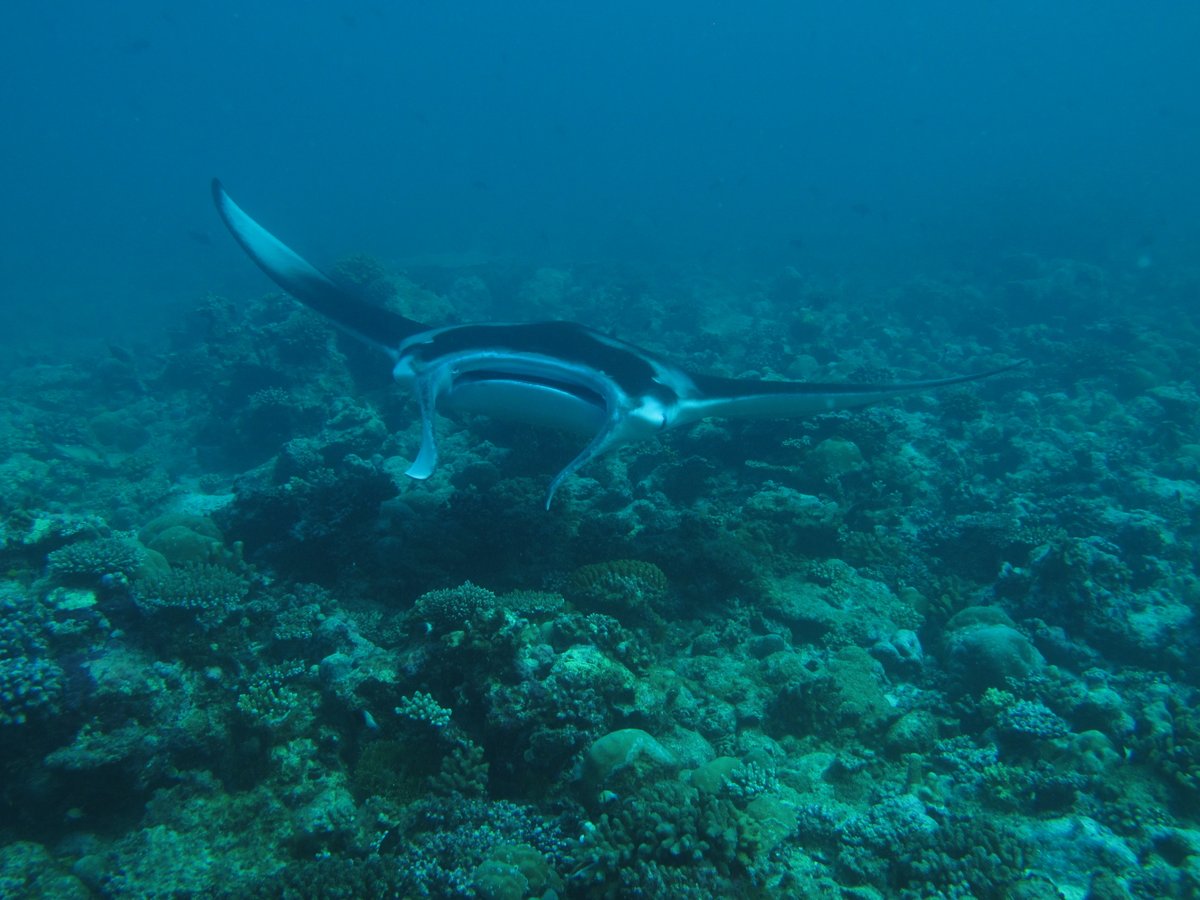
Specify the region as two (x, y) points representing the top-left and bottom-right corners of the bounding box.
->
(454, 370), (607, 409)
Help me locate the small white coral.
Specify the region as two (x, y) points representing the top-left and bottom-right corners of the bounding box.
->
(395, 690), (451, 729)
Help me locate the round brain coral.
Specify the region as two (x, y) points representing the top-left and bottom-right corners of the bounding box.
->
(566, 560), (668, 616)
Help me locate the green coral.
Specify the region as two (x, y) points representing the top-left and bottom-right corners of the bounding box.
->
(567, 559), (668, 617)
(262, 855), (406, 900)
(429, 739), (489, 798)
(501, 589), (565, 619)
(349, 740), (430, 805)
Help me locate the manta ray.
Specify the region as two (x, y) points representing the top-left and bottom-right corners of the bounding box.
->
(212, 180), (1021, 508)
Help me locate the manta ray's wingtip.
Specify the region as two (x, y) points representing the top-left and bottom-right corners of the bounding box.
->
(991, 358), (1032, 377)
(210, 178), (238, 228)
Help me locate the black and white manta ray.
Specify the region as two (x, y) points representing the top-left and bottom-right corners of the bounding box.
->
(212, 180), (1021, 508)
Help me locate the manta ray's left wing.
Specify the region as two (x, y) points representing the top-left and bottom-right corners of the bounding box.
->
(211, 179), (426, 353)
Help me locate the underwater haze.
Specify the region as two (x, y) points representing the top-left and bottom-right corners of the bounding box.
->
(2, 1), (1198, 344)
(2, 2), (1200, 898)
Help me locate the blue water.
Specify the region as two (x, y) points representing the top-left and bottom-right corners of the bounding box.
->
(2, 1), (1197, 345)
(3, 4), (1200, 897)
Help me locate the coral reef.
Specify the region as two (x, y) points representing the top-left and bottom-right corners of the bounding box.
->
(0, 654), (64, 727)
(566, 559), (669, 619)
(46, 535), (145, 584)
(135, 561), (250, 626)
(0, 250), (1196, 898)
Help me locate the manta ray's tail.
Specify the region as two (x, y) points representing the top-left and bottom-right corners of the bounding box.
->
(211, 179), (426, 352)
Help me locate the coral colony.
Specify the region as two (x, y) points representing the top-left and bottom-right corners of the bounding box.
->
(1, 232), (1198, 896)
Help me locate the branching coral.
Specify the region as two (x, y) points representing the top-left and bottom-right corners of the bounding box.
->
(0, 583), (65, 727)
(235, 663), (312, 736)
(135, 562), (249, 627)
(0, 655), (64, 727)
(380, 796), (569, 897)
(46, 535), (145, 584)
(409, 582), (499, 634)
(571, 777), (764, 896)
(429, 740), (489, 799)
(394, 690), (453, 731)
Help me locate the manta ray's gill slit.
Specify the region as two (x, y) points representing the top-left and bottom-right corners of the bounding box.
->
(454, 370), (608, 409)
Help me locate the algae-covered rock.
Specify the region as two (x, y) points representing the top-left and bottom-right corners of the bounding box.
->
(293, 784), (358, 848)
(89, 410), (150, 452)
(870, 627), (925, 676)
(744, 485), (841, 524)
(943, 606), (1044, 690)
(746, 794), (799, 854)
(770, 646), (900, 740)
(1020, 816), (1137, 898)
(585, 728), (676, 787)
(690, 756), (742, 794)
(885, 710), (940, 756)
(550, 645), (636, 702)
(763, 560), (922, 648)
(807, 437), (865, 478)
(1064, 730), (1122, 776)
(139, 513), (226, 566)
(657, 725), (716, 771)
(473, 843), (562, 900)
(822, 646), (900, 732)
(0, 840), (92, 899)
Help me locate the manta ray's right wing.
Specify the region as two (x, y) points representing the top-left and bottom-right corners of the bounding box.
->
(673, 361), (1027, 425)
